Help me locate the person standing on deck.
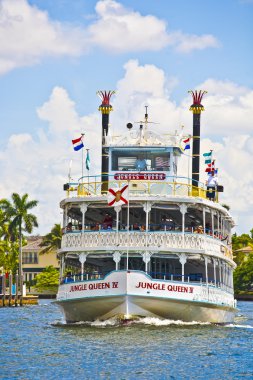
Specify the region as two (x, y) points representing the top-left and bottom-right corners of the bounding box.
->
(206, 172), (218, 201)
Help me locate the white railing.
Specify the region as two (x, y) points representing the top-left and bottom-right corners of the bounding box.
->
(61, 231), (232, 259)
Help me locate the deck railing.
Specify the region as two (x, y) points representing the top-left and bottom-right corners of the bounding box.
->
(61, 231), (233, 260)
(64, 175), (216, 201)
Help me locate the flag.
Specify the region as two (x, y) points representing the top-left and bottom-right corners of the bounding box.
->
(86, 150), (90, 170)
(205, 167), (212, 172)
(207, 161), (215, 167)
(72, 136), (84, 151)
(183, 138), (190, 150)
(203, 152), (212, 157)
(155, 157), (169, 167)
(108, 185), (128, 206)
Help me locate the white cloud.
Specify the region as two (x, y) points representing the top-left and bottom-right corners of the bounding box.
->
(88, 0), (170, 52)
(88, 0), (219, 54)
(174, 32), (220, 53)
(0, 86), (101, 234)
(0, 0), (219, 75)
(0, 0), (88, 74)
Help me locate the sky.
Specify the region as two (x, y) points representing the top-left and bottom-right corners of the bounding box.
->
(0, 0), (252, 235)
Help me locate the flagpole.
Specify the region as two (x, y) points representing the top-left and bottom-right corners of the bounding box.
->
(81, 133), (85, 184)
(86, 148), (90, 193)
(127, 180), (130, 270)
(188, 152), (190, 195)
(68, 159), (72, 183)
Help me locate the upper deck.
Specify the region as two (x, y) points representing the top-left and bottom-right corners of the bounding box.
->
(63, 174), (224, 207)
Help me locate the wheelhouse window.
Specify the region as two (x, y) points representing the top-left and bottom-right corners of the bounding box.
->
(111, 149), (170, 171)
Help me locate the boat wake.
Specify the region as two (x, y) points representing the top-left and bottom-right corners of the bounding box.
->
(51, 317), (211, 328)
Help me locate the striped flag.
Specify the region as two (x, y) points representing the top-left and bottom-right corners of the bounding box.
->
(155, 157), (170, 167)
(183, 138), (190, 150)
(72, 136), (84, 151)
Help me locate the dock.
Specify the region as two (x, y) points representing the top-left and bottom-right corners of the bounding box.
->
(0, 272), (38, 307)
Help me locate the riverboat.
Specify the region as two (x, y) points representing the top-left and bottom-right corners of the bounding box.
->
(56, 90), (237, 323)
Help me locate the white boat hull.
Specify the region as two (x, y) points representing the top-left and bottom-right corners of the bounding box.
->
(56, 271), (236, 323)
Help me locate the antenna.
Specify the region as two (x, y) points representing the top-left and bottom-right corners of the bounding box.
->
(134, 105), (159, 129)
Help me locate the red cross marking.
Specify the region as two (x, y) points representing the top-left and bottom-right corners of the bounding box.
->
(108, 185), (128, 206)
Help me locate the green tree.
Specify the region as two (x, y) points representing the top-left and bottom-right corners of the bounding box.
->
(232, 232), (253, 266)
(39, 224), (62, 254)
(0, 240), (19, 273)
(35, 266), (59, 292)
(0, 193), (38, 277)
(234, 253), (253, 293)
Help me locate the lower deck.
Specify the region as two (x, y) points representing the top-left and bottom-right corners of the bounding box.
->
(56, 270), (236, 323)
(61, 251), (234, 294)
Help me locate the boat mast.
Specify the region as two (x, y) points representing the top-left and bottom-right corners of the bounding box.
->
(188, 90), (207, 188)
(97, 90), (115, 193)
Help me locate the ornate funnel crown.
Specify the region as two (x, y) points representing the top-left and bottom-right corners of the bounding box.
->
(97, 90), (115, 114)
(188, 90), (207, 114)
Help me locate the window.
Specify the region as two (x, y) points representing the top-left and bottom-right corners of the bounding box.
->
(22, 252), (38, 264)
(111, 149), (170, 171)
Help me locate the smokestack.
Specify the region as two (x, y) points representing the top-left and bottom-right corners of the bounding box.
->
(188, 90), (207, 188)
(97, 90), (115, 193)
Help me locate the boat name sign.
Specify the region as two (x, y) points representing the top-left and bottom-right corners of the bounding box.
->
(68, 280), (194, 294)
(136, 282), (194, 293)
(69, 281), (119, 292)
(114, 173), (166, 181)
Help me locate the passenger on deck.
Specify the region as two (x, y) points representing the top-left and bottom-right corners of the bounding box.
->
(133, 223), (140, 231)
(66, 222), (73, 232)
(205, 223), (211, 235)
(194, 225), (204, 234)
(64, 272), (74, 283)
(160, 216), (174, 231)
(135, 156), (147, 171)
(206, 172), (218, 201)
(103, 213), (113, 229)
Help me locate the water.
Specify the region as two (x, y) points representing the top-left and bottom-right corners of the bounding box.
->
(0, 301), (252, 380)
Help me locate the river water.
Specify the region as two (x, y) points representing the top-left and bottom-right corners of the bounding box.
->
(0, 300), (252, 380)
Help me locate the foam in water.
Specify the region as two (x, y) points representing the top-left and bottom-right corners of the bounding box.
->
(225, 324), (253, 329)
(51, 317), (211, 327)
(135, 317), (210, 326)
(52, 316), (253, 329)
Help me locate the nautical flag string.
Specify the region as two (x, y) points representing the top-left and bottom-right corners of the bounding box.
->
(86, 150), (90, 170)
(72, 136), (84, 151)
(203, 151), (212, 157)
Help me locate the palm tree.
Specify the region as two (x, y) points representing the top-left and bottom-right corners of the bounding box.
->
(39, 223), (62, 254)
(0, 193), (38, 278)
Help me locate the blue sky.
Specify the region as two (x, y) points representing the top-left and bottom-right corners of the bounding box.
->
(0, 0), (252, 234)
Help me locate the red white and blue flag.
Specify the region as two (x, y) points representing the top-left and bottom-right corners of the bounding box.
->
(72, 136), (84, 151)
(183, 138), (190, 150)
(155, 157), (170, 167)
